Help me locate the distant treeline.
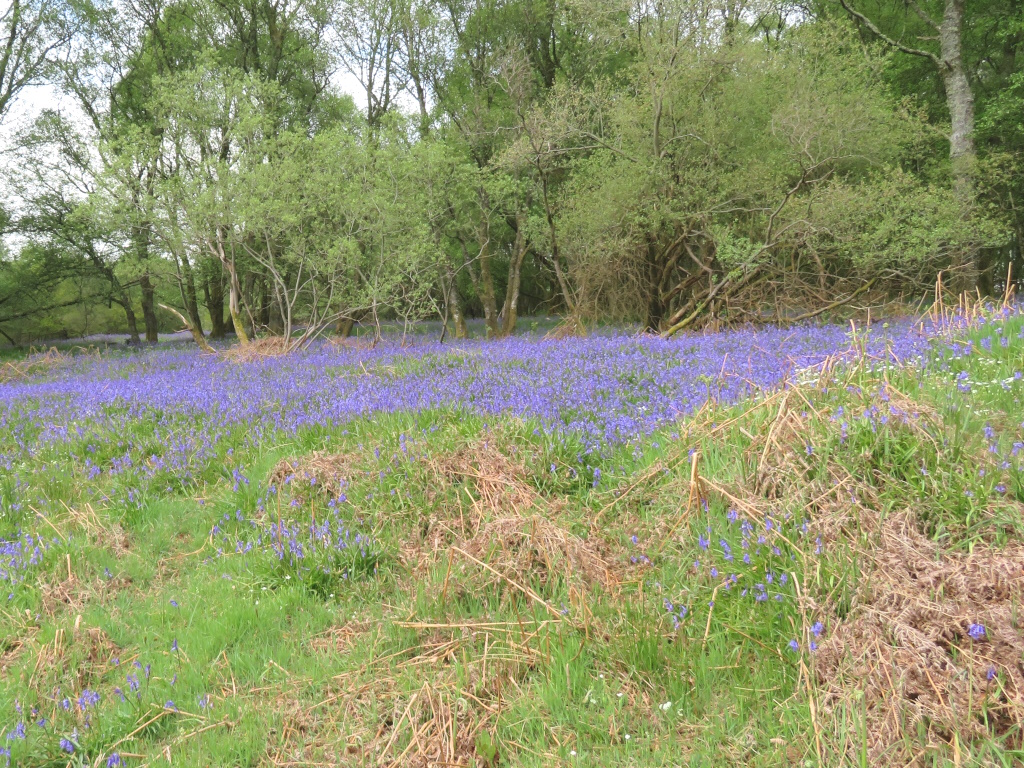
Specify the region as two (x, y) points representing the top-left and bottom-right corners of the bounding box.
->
(1, 0), (1022, 346)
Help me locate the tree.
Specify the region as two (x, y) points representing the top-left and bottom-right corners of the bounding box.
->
(838, 0), (975, 185)
(0, 0), (80, 124)
(836, 0), (981, 279)
(2, 0), (1019, 345)
(545, 13), (958, 332)
(7, 111), (148, 342)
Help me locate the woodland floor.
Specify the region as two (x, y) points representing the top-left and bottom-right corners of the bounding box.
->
(1, 311), (1023, 767)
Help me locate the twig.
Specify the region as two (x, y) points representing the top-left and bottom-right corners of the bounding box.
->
(377, 692), (418, 763)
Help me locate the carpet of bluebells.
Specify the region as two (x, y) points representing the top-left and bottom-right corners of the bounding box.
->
(0, 321), (936, 467)
(0, 321), (940, 603)
(5, 314), (1021, 765)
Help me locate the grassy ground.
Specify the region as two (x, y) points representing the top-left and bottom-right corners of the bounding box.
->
(1, 311), (1022, 767)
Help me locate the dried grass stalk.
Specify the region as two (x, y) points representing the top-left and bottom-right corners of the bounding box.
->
(543, 316), (587, 340)
(0, 348), (73, 383)
(426, 442), (539, 519)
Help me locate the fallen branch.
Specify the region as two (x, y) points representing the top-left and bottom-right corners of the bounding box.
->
(788, 277), (878, 323)
(158, 304), (214, 353)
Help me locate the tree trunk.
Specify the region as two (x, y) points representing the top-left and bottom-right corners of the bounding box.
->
(94, 257), (140, 343)
(843, 0), (980, 291)
(211, 233), (249, 345)
(181, 258), (204, 338)
(243, 270), (258, 340)
(476, 189), (500, 338)
(335, 316), (356, 337)
(645, 241), (666, 332)
(139, 273), (159, 343)
(445, 263), (468, 339)
(133, 218), (159, 342)
(122, 296), (141, 344)
(537, 169), (575, 316)
(159, 303), (213, 353)
(940, 0), (975, 201)
(205, 268), (227, 339)
(940, 0), (981, 290)
(267, 284), (285, 334)
(226, 263), (249, 344)
(500, 213), (528, 337)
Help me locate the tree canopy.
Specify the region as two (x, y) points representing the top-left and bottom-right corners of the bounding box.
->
(1, 0), (1021, 345)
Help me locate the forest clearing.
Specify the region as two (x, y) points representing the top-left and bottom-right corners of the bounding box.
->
(1, 303), (1023, 766)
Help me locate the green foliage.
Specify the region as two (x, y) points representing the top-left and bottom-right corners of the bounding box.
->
(0, 0), (1022, 340)
(806, 169), (1005, 278)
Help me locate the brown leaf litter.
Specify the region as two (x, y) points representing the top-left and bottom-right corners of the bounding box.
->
(220, 336), (294, 363)
(462, 515), (616, 591)
(814, 512), (1024, 761)
(268, 451), (362, 500)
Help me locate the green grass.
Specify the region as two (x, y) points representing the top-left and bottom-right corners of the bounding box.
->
(1, 315), (1022, 767)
